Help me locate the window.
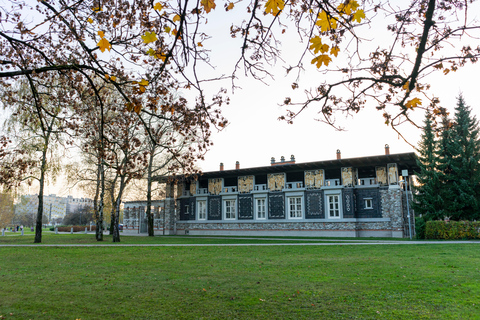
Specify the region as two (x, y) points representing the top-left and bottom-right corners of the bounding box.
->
(288, 197), (302, 219)
(197, 200), (207, 220)
(224, 199), (236, 220)
(327, 194), (340, 218)
(256, 198), (266, 219)
(364, 198), (373, 209)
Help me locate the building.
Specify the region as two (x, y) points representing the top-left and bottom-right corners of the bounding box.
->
(157, 146), (418, 238)
(123, 200), (165, 233)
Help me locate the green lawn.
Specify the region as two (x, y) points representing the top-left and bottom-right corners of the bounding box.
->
(0, 237), (479, 319)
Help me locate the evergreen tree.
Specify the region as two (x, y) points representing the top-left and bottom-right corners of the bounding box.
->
(412, 112), (443, 220)
(448, 95), (480, 220)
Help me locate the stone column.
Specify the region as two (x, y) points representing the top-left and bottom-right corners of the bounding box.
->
(380, 186), (404, 238)
(164, 181), (177, 235)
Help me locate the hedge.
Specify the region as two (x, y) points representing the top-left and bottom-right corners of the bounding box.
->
(56, 225), (97, 232)
(425, 220), (480, 240)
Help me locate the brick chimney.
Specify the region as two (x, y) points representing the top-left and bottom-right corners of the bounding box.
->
(235, 161), (240, 170)
(220, 162), (224, 171)
(385, 144), (390, 155)
(336, 149), (341, 160)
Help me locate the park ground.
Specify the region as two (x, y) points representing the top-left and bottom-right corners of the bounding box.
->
(0, 232), (479, 319)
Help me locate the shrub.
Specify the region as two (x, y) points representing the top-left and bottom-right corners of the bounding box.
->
(415, 217), (427, 239)
(425, 220), (480, 240)
(56, 225), (96, 232)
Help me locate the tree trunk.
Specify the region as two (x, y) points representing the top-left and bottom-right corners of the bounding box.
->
(112, 177), (126, 243)
(34, 147), (48, 243)
(146, 151), (154, 236)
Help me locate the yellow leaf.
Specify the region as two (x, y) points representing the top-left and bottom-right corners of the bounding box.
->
(311, 54), (332, 68)
(316, 11), (337, 32)
(139, 86), (146, 93)
(173, 14), (181, 22)
(164, 26), (171, 34)
(105, 74), (110, 80)
(139, 79), (149, 86)
(197, 42), (203, 47)
(92, 7), (102, 12)
(405, 98), (422, 109)
(265, 0), (284, 16)
(110, 76), (116, 82)
(97, 30), (105, 38)
(226, 2), (234, 11)
(146, 48), (156, 56)
(154, 2), (163, 11)
(97, 37), (111, 52)
(352, 9), (365, 23)
(402, 81), (410, 92)
(87, 18), (93, 24)
(141, 31), (158, 44)
(338, 0), (359, 15)
(309, 37), (329, 54)
(134, 104), (142, 114)
(201, 0), (216, 13)
(330, 46), (340, 57)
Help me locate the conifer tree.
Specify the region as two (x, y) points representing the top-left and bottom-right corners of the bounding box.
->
(447, 95), (480, 220)
(436, 114), (456, 220)
(412, 112), (443, 220)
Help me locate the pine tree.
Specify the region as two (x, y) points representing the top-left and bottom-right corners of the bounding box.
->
(448, 95), (480, 220)
(412, 112), (443, 220)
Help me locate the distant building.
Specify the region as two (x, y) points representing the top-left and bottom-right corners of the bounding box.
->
(15, 194), (93, 222)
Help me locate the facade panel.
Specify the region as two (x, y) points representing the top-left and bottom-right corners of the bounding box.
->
(268, 193), (285, 219)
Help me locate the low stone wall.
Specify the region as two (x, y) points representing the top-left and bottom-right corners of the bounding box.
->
(176, 220), (401, 237)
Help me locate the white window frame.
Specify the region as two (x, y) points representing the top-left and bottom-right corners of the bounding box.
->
(325, 192), (342, 219)
(364, 198), (373, 210)
(256, 198), (266, 220)
(197, 200), (207, 220)
(287, 196), (303, 219)
(223, 199), (237, 220)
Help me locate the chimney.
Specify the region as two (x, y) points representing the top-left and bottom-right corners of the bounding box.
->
(290, 155), (295, 163)
(271, 157), (276, 165)
(280, 156), (285, 163)
(220, 162), (224, 171)
(336, 149), (341, 160)
(235, 161), (240, 170)
(385, 144), (390, 155)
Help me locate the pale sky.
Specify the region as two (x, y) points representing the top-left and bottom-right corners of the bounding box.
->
(32, 1), (480, 196)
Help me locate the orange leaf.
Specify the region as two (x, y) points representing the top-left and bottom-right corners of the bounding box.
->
(226, 2), (234, 11)
(201, 0), (216, 13)
(97, 37), (111, 52)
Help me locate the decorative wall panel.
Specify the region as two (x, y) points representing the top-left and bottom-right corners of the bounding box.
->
(268, 193), (285, 219)
(238, 194), (254, 219)
(387, 163), (398, 185)
(342, 188), (355, 218)
(355, 188), (382, 218)
(306, 190), (324, 219)
(267, 173), (285, 191)
(177, 183), (185, 198)
(305, 170), (324, 189)
(208, 178), (223, 195)
(190, 183), (197, 195)
(341, 167), (355, 187)
(179, 198), (190, 220)
(238, 176), (254, 193)
(208, 196), (222, 220)
(376, 167), (387, 185)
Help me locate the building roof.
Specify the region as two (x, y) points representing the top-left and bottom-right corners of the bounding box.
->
(155, 152), (418, 183)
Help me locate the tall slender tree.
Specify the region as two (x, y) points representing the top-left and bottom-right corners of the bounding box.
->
(412, 112), (443, 219)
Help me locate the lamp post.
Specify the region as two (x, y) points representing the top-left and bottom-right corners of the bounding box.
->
(401, 170), (413, 240)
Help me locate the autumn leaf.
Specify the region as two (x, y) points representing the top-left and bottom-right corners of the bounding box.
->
(316, 11), (337, 32)
(197, 42), (203, 47)
(402, 81), (410, 92)
(338, 0), (359, 15)
(434, 63), (444, 69)
(141, 31), (158, 44)
(353, 9), (365, 23)
(311, 54), (332, 68)
(330, 46), (340, 57)
(105, 74), (110, 80)
(226, 2), (234, 11)
(134, 104), (142, 114)
(405, 97), (422, 109)
(165, 26), (171, 34)
(139, 79), (149, 86)
(110, 76), (116, 82)
(265, 0), (284, 16)
(97, 37), (111, 52)
(98, 30), (105, 38)
(201, 0), (216, 13)
(173, 14), (181, 22)
(87, 18), (93, 23)
(92, 7), (102, 12)
(153, 2), (163, 11)
(309, 36), (327, 54)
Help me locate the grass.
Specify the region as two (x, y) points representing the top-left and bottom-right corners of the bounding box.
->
(0, 235), (479, 319)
